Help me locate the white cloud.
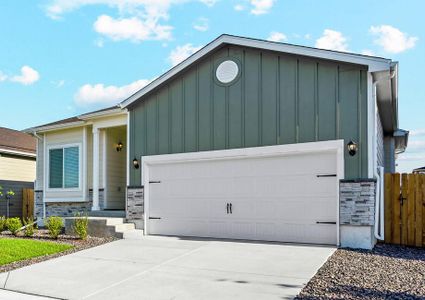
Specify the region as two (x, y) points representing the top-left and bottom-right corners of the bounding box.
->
(193, 17), (209, 32)
(370, 25), (418, 54)
(10, 66), (40, 85)
(75, 79), (151, 106)
(45, 0), (179, 19)
(169, 43), (202, 66)
(199, 0), (217, 6)
(398, 153), (425, 162)
(0, 72), (7, 82)
(51, 79), (65, 87)
(250, 0), (274, 15)
(361, 49), (375, 56)
(404, 140), (425, 152)
(234, 4), (245, 11)
(94, 14), (172, 42)
(46, 1), (182, 42)
(410, 129), (425, 137)
(304, 34), (311, 40)
(267, 31), (287, 42)
(315, 29), (348, 52)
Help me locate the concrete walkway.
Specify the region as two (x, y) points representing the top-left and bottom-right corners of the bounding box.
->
(0, 236), (335, 300)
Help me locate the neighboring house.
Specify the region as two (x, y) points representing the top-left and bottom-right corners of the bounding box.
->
(413, 166), (425, 174)
(0, 127), (36, 182)
(26, 34), (408, 249)
(0, 127), (36, 217)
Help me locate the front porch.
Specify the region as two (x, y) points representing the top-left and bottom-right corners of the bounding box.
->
(91, 124), (127, 213)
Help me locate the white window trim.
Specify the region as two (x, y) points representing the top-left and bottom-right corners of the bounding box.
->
(46, 142), (83, 192)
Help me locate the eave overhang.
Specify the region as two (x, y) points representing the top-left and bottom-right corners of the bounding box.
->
(120, 34), (393, 109)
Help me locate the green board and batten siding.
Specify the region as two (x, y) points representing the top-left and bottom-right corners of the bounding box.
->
(129, 45), (368, 185)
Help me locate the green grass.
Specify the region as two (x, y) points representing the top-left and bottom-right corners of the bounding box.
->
(0, 238), (73, 266)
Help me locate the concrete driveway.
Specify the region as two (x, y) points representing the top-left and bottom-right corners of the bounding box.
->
(0, 236), (335, 300)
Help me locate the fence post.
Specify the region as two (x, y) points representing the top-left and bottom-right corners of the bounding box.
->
(384, 173), (393, 243)
(392, 173), (401, 244)
(407, 174), (416, 246)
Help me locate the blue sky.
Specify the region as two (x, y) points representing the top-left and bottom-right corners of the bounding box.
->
(0, 0), (424, 172)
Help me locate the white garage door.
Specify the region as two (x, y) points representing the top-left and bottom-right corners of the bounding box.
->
(145, 145), (340, 245)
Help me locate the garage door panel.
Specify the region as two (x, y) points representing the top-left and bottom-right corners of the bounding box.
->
(150, 219), (209, 236)
(147, 148), (339, 245)
(230, 222), (256, 239)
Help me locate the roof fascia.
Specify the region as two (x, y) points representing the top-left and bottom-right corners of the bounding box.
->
(120, 34), (392, 108)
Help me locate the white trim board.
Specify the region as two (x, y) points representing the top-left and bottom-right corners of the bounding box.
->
(0, 148), (36, 158)
(121, 34), (392, 108)
(142, 140), (345, 246)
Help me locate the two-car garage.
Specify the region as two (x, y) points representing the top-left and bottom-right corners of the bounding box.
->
(142, 141), (344, 246)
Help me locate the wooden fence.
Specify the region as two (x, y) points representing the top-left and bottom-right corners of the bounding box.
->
(0, 180), (34, 219)
(22, 188), (34, 220)
(384, 173), (425, 247)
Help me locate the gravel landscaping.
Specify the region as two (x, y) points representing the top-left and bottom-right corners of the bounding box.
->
(295, 244), (425, 300)
(0, 230), (116, 273)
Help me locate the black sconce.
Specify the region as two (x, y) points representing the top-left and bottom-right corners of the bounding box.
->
(347, 140), (358, 156)
(116, 141), (123, 152)
(133, 157), (139, 169)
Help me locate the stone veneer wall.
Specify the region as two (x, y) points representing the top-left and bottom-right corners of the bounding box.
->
(34, 190), (43, 219)
(126, 186), (144, 229)
(33, 189), (105, 218)
(340, 179), (376, 226)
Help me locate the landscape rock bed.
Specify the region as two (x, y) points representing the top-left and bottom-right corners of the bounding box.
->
(296, 244), (425, 299)
(0, 230), (117, 273)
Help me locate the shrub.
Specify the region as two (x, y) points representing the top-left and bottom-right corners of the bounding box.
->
(23, 217), (36, 237)
(46, 216), (63, 239)
(7, 217), (23, 236)
(0, 216), (6, 233)
(73, 213), (89, 240)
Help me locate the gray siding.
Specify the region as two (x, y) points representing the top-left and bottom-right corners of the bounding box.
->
(129, 45), (369, 185)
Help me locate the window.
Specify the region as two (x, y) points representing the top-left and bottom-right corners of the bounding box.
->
(49, 146), (80, 189)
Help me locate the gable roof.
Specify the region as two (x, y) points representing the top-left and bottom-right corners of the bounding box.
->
(0, 127), (36, 156)
(24, 105), (122, 133)
(120, 34), (393, 109)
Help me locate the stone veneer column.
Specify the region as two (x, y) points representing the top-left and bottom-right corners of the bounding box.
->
(126, 186), (144, 229)
(339, 179), (377, 249)
(34, 190), (44, 219)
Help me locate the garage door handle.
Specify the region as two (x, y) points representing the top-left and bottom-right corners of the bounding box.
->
(229, 203), (232, 214)
(149, 181), (161, 184)
(316, 174), (337, 177)
(226, 203), (230, 214)
(316, 221), (336, 224)
(149, 217), (161, 220)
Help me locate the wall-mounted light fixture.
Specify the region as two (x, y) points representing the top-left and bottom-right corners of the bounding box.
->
(116, 141), (123, 152)
(347, 140), (358, 156)
(133, 157), (139, 169)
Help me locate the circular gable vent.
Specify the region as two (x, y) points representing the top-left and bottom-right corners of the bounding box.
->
(216, 60), (239, 84)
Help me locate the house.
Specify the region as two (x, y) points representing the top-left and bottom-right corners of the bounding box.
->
(25, 34), (408, 249)
(0, 127), (36, 217)
(413, 166), (425, 174)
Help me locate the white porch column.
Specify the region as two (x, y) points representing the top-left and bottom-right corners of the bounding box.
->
(92, 128), (100, 211)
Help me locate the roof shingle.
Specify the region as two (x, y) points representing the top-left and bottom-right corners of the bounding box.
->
(0, 127), (36, 154)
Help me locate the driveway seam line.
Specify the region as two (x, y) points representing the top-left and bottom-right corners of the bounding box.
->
(0, 287), (64, 300)
(157, 264), (313, 280)
(80, 243), (208, 299)
(2, 272), (10, 289)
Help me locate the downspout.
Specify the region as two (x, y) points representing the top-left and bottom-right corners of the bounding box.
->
(373, 67), (396, 240)
(32, 131), (47, 220)
(372, 80), (385, 240)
